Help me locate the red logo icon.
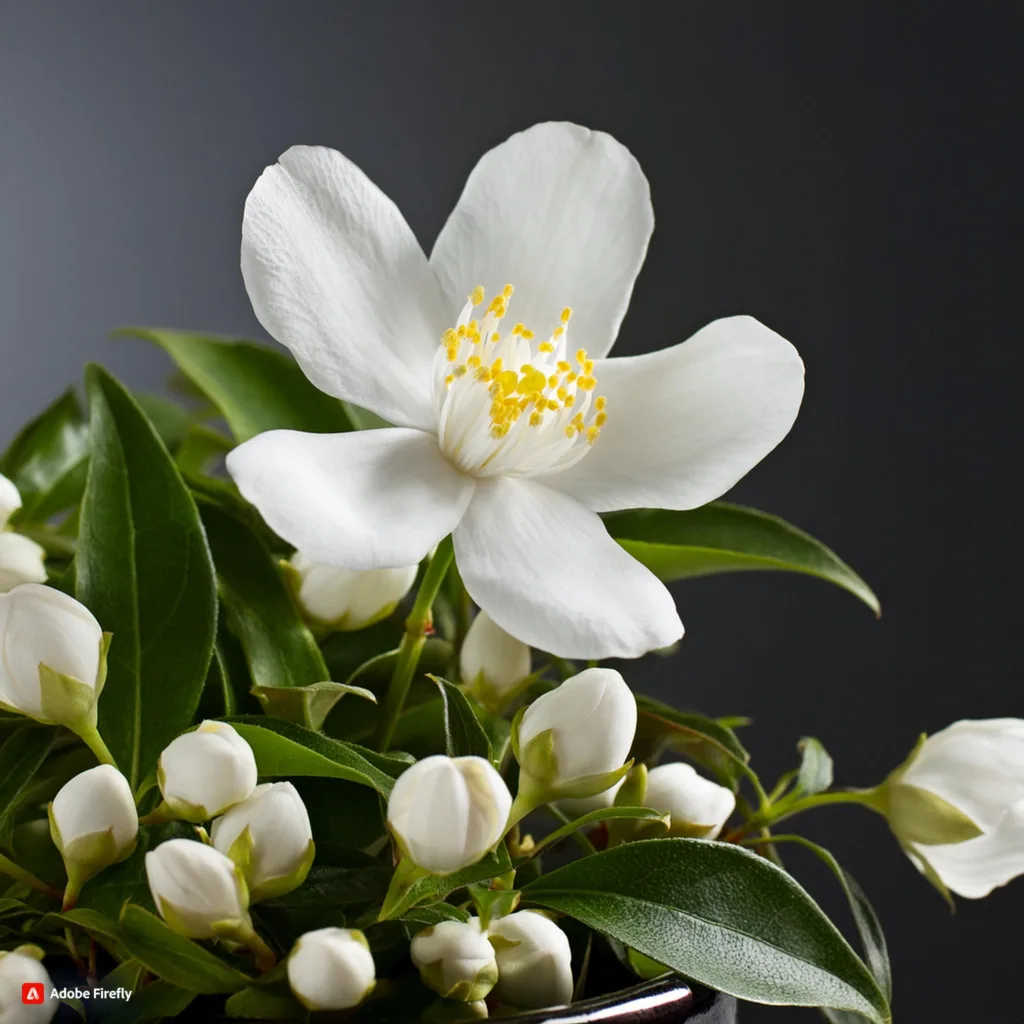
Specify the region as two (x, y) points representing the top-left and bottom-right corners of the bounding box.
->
(22, 983), (44, 1004)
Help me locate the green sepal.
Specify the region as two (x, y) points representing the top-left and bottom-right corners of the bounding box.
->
(379, 856), (432, 921)
(608, 764), (650, 847)
(468, 881), (520, 929)
(249, 840), (316, 903)
(252, 680), (376, 732)
(1, 944), (47, 962)
(418, 954), (498, 1003)
(884, 782), (983, 846)
(226, 826), (255, 876)
(466, 668), (546, 717)
(421, 998), (489, 1022)
(511, 761), (635, 829)
(37, 662), (98, 730)
(49, 802), (136, 898)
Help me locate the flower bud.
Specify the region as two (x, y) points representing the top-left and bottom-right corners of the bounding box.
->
(287, 552), (417, 631)
(411, 919), (498, 1002)
(0, 946), (56, 1023)
(287, 927), (376, 1011)
(881, 718), (1024, 899)
(50, 765), (138, 905)
(387, 755), (512, 875)
(145, 838), (250, 939)
(0, 474), (21, 529)
(0, 534), (47, 594)
(157, 721), (258, 821)
(0, 584), (106, 730)
(211, 782), (314, 901)
(460, 611), (531, 710)
(515, 668), (636, 804)
(489, 911), (573, 1010)
(644, 762), (736, 839)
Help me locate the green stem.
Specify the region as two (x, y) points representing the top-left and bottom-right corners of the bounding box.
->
(376, 537), (454, 751)
(747, 788), (882, 833)
(75, 724), (118, 769)
(0, 852), (61, 899)
(246, 928), (277, 973)
(65, 925), (88, 978)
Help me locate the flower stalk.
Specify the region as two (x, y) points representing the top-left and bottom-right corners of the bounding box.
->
(376, 537), (454, 751)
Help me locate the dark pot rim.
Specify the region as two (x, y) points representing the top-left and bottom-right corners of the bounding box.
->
(505, 977), (737, 1022)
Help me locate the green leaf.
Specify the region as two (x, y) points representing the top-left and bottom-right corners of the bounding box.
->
(119, 903), (253, 994)
(76, 366), (217, 787)
(522, 839), (890, 1023)
(252, 681), (376, 733)
(96, 980), (195, 1024)
(132, 393), (199, 451)
(524, 806), (667, 862)
(123, 328), (355, 441)
(605, 503), (880, 615)
(40, 907), (127, 958)
(401, 902), (471, 926)
(228, 719), (399, 796)
(797, 737), (834, 797)
(430, 676), (491, 760)
(0, 388), (89, 522)
(225, 987), (306, 1021)
(634, 695), (750, 790)
(174, 425), (233, 477)
(0, 726), (55, 836)
(261, 864), (392, 910)
(200, 502), (329, 690)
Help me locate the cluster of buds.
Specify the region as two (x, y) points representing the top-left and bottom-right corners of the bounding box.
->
(0, 473), (47, 593)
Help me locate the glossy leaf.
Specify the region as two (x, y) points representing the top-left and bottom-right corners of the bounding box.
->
(123, 328), (355, 441)
(797, 737), (835, 797)
(524, 806), (667, 862)
(225, 987), (306, 1021)
(605, 503), (879, 615)
(430, 676), (491, 760)
(522, 839), (890, 1023)
(0, 726), (55, 836)
(228, 718), (400, 796)
(119, 903), (253, 994)
(133, 393), (199, 451)
(0, 388), (89, 522)
(97, 979), (195, 1024)
(76, 366), (217, 786)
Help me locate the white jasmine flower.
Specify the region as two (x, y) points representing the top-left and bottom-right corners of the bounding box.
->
(0, 474), (46, 593)
(410, 918), (498, 1002)
(0, 947), (56, 1024)
(644, 762), (735, 839)
(489, 910), (573, 1009)
(226, 122), (805, 659)
(287, 927), (376, 1011)
(460, 609), (531, 708)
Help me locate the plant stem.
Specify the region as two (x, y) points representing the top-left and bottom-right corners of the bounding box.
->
(743, 788), (882, 836)
(376, 537), (454, 751)
(65, 926), (88, 979)
(75, 724), (118, 769)
(0, 852), (61, 899)
(246, 929), (277, 973)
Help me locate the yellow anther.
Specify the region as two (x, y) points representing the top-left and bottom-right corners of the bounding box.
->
(547, 399), (561, 411)
(563, 394), (574, 407)
(586, 426), (600, 444)
(576, 348), (587, 363)
(522, 329), (534, 340)
(553, 326), (565, 338)
(583, 360), (594, 375)
(503, 284), (514, 298)
(572, 413), (585, 428)
(512, 323), (524, 336)
(495, 370), (518, 394)
(442, 328), (456, 344)
(529, 411), (543, 427)
(517, 369), (547, 395)
(454, 365), (468, 378)
(470, 285), (485, 306)
(539, 341), (554, 353)
(491, 331), (500, 342)
(595, 396), (607, 411)
(556, 360), (571, 373)
(556, 387), (568, 401)
(578, 376), (596, 391)
(444, 374), (454, 387)
(564, 426), (576, 439)
(468, 354), (482, 368)
(595, 411), (608, 427)
(446, 347), (458, 363)
(548, 374), (559, 388)
(488, 297), (506, 315)
(492, 359), (503, 372)
(561, 307), (573, 323)
(566, 371), (578, 383)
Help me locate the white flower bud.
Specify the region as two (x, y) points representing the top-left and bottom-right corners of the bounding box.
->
(0, 947), (56, 1024)
(287, 927), (375, 1011)
(387, 755), (512, 875)
(516, 668), (636, 798)
(885, 718), (1024, 899)
(489, 911), (573, 1010)
(288, 552), (417, 631)
(644, 762), (736, 839)
(0, 583), (104, 727)
(50, 765), (138, 897)
(211, 782), (314, 901)
(0, 474), (21, 529)
(0, 534), (47, 594)
(411, 919), (498, 1002)
(460, 611), (531, 709)
(145, 838), (249, 939)
(158, 721), (258, 821)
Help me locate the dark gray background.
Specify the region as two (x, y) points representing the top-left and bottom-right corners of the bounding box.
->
(1, 2), (1020, 1020)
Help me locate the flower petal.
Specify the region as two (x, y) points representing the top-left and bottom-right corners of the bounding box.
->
(242, 146), (447, 428)
(227, 428), (475, 570)
(453, 477), (681, 659)
(912, 799), (1024, 899)
(540, 316), (805, 512)
(0, 532), (47, 593)
(431, 122), (653, 358)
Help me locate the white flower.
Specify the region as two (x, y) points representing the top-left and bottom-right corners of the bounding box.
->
(50, 765), (138, 892)
(288, 927), (376, 1011)
(410, 918), (498, 1001)
(460, 610), (531, 708)
(226, 122), (805, 660)
(211, 782), (314, 900)
(288, 551), (417, 630)
(489, 911), (573, 1010)
(145, 838), (250, 939)
(387, 755), (512, 874)
(517, 668), (636, 796)
(644, 762), (735, 839)
(886, 719), (1024, 899)
(0, 475), (46, 593)
(0, 583), (104, 725)
(0, 948), (56, 1024)
(0, 474), (21, 529)
(158, 721), (258, 821)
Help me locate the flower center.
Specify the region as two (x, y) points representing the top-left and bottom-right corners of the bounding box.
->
(432, 285), (607, 479)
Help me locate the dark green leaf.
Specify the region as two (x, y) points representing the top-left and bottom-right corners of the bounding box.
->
(123, 328), (355, 441)
(225, 987), (306, 1020)
(132, 393), (199, 451)
(40, 907), (126, 958)
(76, 367), (216, 787)
(119, 903), (253, 994)
(634, 695), (750, 790)
(201, 502), (329, 690)
(605, 503), (880, 615)
(430, 676), (491, 760)
(227, 718), (399, 796)
(262, 864), (392, 910)
(401, 902), (470, 926)
(523, 806), (666, 862)
(96, 979), (195, 1024)
(0, 388), (89, 522)
(523, 839), (890, 1023)
(0, 726), (56, 836)
(797, 737), (835, 797)
(174, 425), (233, 477)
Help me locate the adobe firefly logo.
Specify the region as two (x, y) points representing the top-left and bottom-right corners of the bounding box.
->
(22, 982), (45, 1004)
